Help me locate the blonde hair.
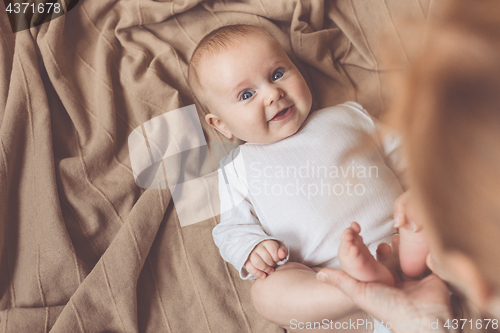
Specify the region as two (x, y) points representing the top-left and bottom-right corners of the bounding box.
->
(390, 0), (500, 286)
(188, 25), (274, 113)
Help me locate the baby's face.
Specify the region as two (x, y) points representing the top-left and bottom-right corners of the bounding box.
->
(198, 35), (312, 143)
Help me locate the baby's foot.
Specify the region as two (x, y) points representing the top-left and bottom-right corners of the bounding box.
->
(338, 222), (395, 286)
(398, 227), (429, 277)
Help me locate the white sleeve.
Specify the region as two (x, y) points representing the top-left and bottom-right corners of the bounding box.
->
(213, 149), (288, 280)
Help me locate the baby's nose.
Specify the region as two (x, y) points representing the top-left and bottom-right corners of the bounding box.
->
(265, 87), (284, 106)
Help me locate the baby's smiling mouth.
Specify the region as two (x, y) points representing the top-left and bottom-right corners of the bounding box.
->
(269, 105), (293, 122)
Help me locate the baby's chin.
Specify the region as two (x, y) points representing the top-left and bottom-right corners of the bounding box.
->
(250, 129), (302, 144)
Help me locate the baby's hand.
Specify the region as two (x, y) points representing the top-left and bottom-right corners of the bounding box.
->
(245, 240), (287, 279)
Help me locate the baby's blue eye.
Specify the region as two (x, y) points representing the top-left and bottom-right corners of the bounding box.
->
(272, 69), (284, 81)
(240, 90), (254, 101)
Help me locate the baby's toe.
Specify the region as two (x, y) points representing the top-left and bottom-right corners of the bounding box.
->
(348, 243), (360, 258)
(350, 221), (361, 234)
(341, 228), (355, 242)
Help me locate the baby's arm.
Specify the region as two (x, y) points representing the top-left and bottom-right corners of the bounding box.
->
(245, 240), (287, 279)
(394, 191), (429, 277)
(214, 151), (289, 279)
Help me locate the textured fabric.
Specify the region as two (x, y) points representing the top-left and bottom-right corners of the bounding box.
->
(214, 102), (402, 279)
(5, 0), (489, 332)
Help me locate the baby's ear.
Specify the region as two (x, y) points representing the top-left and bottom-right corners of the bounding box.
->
(205, 113), (233, 139)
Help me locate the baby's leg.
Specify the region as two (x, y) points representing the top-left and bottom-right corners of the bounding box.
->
(338, 222), (395, 286)
(398, 227), (429, 277)
(251, 262), (371, 333)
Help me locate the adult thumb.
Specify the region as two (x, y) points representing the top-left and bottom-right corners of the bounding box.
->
(317, 268), (362, 298)
(316, 268), (393, 316)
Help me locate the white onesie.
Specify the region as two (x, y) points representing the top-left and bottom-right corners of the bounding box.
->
(213, 102), (404, 279)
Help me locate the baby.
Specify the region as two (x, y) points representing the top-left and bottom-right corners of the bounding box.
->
(188, 25), (428, 331)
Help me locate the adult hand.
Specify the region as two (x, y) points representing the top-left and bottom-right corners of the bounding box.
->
(316, 269), (454, 333)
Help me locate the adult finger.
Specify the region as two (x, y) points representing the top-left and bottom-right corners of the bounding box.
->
(317, 268), (364, 301)
(316, 268), (401, 319)
(391, 234), (400, 259)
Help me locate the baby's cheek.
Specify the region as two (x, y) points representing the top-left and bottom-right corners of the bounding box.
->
(244, 120), (270, 142)
(294, 80), (312, 108)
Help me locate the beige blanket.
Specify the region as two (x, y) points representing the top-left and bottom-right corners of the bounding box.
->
(0, 0), (438, 331)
